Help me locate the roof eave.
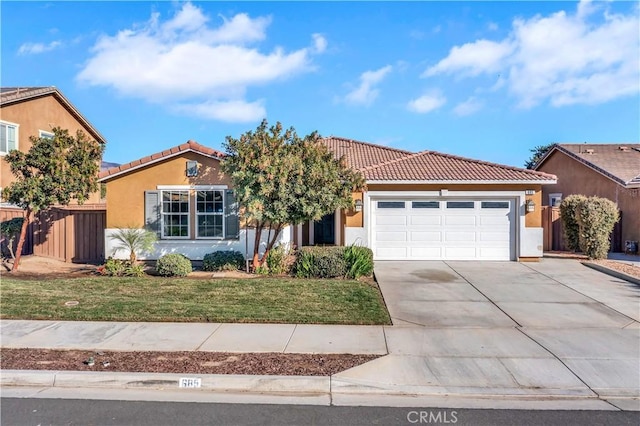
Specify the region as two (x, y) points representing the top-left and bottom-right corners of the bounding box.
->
(366, 179), (558, 185)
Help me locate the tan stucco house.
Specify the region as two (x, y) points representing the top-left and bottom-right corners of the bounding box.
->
(0, 87), (107, 204)
(535, 143), (640, 249)
(99, 137), (557, 262)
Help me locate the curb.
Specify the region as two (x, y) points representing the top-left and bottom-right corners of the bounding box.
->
(582, 262), (640, 286)
(1, 370), (330, 396)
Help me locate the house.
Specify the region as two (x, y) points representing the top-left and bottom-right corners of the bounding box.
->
(99, 137), (557, 262)
(0, 87), (107, 203)
(534, 143), (640, 248)
(0, 87), (108, 263)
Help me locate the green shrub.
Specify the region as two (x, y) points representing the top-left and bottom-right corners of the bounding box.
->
(560, 194), (588, 251)
(254, 265), (270, 275)
(266, 244), (294, 275)
(294, 246), (347, 278)
(156, 253), (192, 277)
(202, 251), (245, 271)
(575, 197), (619, 259)
(99, 257), (145, 277)
(344, 245), (374, 279)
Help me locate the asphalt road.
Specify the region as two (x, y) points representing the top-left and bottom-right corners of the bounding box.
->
(2, 398), (638, 426)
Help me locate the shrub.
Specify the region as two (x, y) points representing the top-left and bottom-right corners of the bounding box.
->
(109, 228), (156, 263)
(575, 197), (619, 259)
(344, 245), (374, 279)
(156, 253), (192, 277)
(294, 246), (347, 278)
(560, 195), (587, 251)
(99, 257), (145, 277)
(266, 243), (294, 275)
(0, 217), (24, 260)
(202, 250), (245, 272)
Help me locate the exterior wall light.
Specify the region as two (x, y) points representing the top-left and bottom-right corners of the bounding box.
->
(525, 199), (536, 212)
(354, 199), (363, 212)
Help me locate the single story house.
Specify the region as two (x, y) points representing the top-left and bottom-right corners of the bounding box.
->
(99, 137), (557, 262)
(534, 143), (640, 249)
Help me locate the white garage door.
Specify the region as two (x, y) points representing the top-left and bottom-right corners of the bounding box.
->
(371, 199), (515, 260)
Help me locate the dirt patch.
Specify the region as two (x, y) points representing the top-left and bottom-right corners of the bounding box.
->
(0, 349), (378, 376)
(591, 260), (640, 280)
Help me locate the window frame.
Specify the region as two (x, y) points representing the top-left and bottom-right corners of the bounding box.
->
(549, 193), (562, 207)
(160, 190), (191, 239)
(39, 130), (55, 139)
(377, 201), (406, 209)
(195, 189), (225, 239)
(0, 120), (19, 156)
(446, 201), (475, 209)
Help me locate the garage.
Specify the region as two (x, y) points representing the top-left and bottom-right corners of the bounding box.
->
(371, 198), (515, 261)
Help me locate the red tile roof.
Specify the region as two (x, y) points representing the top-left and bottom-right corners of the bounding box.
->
(98, 140), (224, 181)
(537, 144), (640, 188)
(320, 136), (412, 170)
(361, 150), (557, 182)
(0, 86), (107, 144)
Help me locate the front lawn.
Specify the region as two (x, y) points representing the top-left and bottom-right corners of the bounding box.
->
(0, 276), (391, 324)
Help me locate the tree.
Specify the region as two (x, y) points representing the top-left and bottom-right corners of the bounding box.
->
(222, 120), (364, 269)
(109, 227), (157, 263)
(524, 143), (555, 169)
(2, 127), (104, 271)
(0, 217), (24, 262)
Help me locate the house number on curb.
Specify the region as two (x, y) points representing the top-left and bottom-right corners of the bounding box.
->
(179, 378), (202, 388)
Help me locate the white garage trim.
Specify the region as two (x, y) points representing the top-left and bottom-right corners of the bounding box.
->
(365, 190), (528, 261)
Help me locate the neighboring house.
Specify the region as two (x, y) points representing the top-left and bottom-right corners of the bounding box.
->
(100, 137), (557, 262)
(534, 143), (640, 247)
(0, 86), (107, 204)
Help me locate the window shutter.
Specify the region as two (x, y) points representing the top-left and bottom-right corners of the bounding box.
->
(144, 191), (161, 236)
(224, 190), (239, 240)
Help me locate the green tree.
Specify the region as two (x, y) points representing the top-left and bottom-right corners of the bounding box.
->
(524, 143), (555, 169)
(222, 120), (364, 269)
(2, 127), (104, 271)
(109, 227), (157, 263)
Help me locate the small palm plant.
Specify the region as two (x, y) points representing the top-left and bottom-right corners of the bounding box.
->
(110, 228), (157, 263)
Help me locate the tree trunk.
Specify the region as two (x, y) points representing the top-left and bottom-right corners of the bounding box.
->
(252, 221), (264, 270)
(260, 223), (283, 266)
(12, 208), (31, 272)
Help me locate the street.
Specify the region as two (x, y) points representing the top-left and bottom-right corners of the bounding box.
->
(2, 398), (638, 426)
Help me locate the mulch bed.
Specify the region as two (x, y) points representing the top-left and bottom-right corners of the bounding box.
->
(0, 349), (379, 376)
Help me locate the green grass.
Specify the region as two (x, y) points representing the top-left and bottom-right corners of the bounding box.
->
(0, 276), (391, 325)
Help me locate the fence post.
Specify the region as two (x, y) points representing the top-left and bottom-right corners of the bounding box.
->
(64, 212), (73, 263)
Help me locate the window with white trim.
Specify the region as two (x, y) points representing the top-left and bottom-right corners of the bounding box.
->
(196, 190), (224, 238)
(549, 193), (562, 207)
(161, 190), (190, 238)
(0, 122), (18, 155)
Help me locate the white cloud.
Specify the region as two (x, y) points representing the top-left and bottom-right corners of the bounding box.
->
(453, 97), (483, 116)
(344, 65), (393, 106)
(76, 2), (323, 122)
(18, 40), (61, 55)
(407, 92), (446, 113)
(423, 0), (639, 108)
(487, 22), (499, 31)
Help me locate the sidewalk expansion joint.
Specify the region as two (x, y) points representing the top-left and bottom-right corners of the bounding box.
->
(193, 324), (222, 352)
(282, 324), (297, 353)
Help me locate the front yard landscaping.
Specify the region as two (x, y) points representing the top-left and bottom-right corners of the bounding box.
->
(0, 276), (391, 325)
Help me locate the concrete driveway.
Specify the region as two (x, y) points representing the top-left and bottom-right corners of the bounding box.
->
(333, 259), (640, 410)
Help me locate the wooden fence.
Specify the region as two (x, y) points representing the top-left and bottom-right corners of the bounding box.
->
(0, 205), (106, 264)
(542, 206), (623, 252)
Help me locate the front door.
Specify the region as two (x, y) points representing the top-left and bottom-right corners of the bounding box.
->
(314, 213), (335, 245)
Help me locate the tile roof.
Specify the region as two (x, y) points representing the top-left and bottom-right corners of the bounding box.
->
(538, 144), (640, 188)
(361, 150), (557, 182)
(0, 86), (107, 144)
(98, 140), (224, 181)
(320, 136), (412, 170)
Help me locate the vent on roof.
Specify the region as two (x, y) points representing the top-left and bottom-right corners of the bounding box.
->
(584, 149), (595, 154)
(619, 146), (630, 152)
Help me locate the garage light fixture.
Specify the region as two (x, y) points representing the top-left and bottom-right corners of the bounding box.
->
(525, 199), (536, 212)
(354, 199), (363, 212)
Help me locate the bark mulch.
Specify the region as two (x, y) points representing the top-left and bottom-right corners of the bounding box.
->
(0, 349), (379, 376)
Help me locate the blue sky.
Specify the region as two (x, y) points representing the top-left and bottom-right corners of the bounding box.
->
(2, 1), (638, 167)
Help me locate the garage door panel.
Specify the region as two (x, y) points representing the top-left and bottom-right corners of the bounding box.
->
(372, 198), (514, 261)
(376, 215), (407, 226)
(445, 215), (476, 225)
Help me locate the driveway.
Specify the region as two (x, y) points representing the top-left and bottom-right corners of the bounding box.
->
(332, 259), (640, 409)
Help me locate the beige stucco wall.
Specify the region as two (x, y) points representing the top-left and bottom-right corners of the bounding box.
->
(0, 96), (104, 203)
(364, 183), (543, 228)
(538, 152), (640, 244)
(105, 152), (231, 230)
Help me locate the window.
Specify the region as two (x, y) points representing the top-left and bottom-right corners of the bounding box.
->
(447, 201), (475, 209)
(378, 201), (405, 209)
(196, 190), (224, 238)
(481, 201), (510, 209)
(549, 193), (562, 207)
(161, 191), (190, 238)
(412, 201), (440, 209)
(0, 122), (18, 155)
(39, 130), (54, 139)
